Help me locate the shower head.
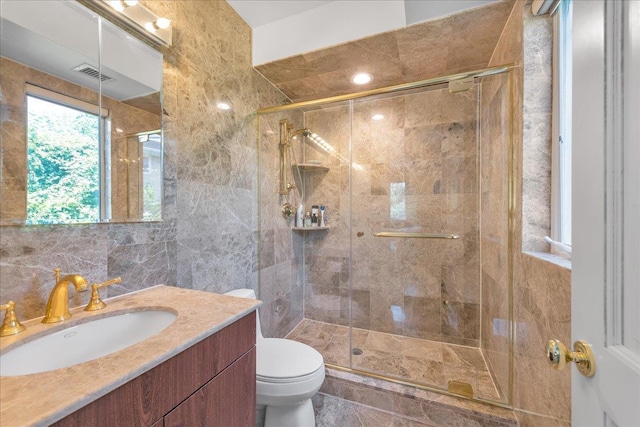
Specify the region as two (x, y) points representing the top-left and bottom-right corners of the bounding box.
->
(288, 128), (312, 142)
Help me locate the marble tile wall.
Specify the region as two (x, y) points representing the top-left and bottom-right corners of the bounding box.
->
(301, 87), (482, 347)
(522, 8), (553, 252)
(0, 1), (290, 336)
(255, 1), (514, 103)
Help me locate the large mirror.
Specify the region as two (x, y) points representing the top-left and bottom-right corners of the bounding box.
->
(0, 0), (163, 225)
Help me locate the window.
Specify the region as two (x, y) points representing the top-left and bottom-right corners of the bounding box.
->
(551, 0), (572, 249)
(26, 86), (108, 224)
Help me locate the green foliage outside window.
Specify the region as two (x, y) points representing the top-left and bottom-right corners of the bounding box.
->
(27, 96), (100, 224)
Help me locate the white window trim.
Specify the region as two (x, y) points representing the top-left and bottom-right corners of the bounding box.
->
(26, 84), (111, 222)
(26, 84), (109, 118)
(550, 1), (572, 251)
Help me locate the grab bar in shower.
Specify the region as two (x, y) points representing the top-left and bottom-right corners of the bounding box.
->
(373, 232), (460, 239)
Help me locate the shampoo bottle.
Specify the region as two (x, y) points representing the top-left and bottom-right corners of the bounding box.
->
(320, 205), (326, 227)
(296, 204), (304, 227)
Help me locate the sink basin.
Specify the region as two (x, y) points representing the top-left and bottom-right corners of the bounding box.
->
(0, 310), (177, 377)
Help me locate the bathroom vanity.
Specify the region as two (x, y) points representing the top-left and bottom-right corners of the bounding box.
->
(0, 286), (260, 427)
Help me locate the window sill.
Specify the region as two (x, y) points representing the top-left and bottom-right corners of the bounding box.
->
(523, 251), (572, 271)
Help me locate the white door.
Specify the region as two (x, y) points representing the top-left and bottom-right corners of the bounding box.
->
(572, 0), (640, 426)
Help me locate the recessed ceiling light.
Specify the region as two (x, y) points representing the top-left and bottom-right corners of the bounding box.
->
(351, 72), (373, 85)
(217, 102), (231, 110)
(372, 114), (384, 121)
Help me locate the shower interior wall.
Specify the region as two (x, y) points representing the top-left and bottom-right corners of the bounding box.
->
(258, 71), (511, 403)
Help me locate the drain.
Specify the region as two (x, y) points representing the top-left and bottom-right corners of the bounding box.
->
(352, 348), (363, 355)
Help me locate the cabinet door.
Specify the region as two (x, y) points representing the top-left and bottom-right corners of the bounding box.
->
(164, 348), (256, 427)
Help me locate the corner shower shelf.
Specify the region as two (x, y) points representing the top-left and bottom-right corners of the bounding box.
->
(294, 163), (330, 172)
(292, 226), (330, 231)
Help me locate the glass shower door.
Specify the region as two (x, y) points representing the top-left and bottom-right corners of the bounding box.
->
(348, 83), (502, 401)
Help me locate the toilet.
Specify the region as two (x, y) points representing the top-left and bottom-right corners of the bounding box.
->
(225, 289), (325, 427)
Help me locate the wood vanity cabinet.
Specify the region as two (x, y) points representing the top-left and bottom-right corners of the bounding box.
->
(53, 312), (256, 427)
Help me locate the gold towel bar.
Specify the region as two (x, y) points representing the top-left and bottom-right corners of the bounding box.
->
(373, 232), (460, 239)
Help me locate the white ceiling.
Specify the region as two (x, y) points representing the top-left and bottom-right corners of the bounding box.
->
(227, 0), (335, 28)
(227, 0), (502, 65)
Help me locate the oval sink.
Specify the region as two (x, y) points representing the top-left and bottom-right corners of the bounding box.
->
(0, 310), (177, 377)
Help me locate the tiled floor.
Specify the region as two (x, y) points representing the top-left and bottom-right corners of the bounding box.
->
(287, 319), (500, 402)
(313, 393), (432, 427)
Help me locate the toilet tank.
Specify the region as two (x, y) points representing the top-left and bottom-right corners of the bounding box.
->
(224, 288), (263, 339)
(224, 288), (256, 299)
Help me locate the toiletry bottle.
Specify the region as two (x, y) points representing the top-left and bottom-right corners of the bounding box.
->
(311, 213), (318, 227)
(311, 205), (319, 221)
(320, 205), (326, 227)
(304, 212), (312, 227)
(296, 204), (304, 227)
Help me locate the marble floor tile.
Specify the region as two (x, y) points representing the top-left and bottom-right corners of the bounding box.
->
(287, 319), (500, 402)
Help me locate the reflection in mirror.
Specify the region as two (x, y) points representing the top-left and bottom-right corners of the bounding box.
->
(0, 0), (163, 225)
(113, 130), (163, 221)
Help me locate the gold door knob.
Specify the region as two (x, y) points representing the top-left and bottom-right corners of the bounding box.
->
(546, 339), (596, 377)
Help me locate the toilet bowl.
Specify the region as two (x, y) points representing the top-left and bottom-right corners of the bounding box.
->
(225, 289), (325, 427)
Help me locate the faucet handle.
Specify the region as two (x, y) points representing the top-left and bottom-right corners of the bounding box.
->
(84, 277), (122, 311)
(0, 301), (26, 337)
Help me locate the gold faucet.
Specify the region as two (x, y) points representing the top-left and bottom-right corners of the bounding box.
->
(84, 277), (122, 311)
(0, 301), (26, 337)
(42, 269), (89, 324)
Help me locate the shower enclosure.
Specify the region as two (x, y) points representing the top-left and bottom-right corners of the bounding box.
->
(257, 66), (514, 406)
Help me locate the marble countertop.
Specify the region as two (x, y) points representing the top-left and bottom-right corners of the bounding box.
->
(0, 285), (261, 427)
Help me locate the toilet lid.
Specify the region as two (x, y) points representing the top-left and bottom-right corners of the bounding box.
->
(257, 338), (324, 379)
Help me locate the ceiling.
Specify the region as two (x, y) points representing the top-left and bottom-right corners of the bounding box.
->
(227, 0), (503, 65)
(226, 0), (335, 28)
(251, 1), (515, 102)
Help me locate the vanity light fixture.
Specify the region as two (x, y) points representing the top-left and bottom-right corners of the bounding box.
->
(351, 72), (373, 85)
(372, 114), (384, 121)
(107, 0), (137, 12)
(97, 0), (172, 47)
(155, 17), (171, 29)
(145, 18), (171, 32)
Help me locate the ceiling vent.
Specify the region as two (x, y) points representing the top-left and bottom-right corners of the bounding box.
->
(72, 63), (113, 82)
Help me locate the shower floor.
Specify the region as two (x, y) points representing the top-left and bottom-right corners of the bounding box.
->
(286, 319), (501, 402)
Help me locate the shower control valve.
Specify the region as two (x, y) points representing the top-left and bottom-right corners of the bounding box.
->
(287, 182), (296, 190)
(281, 203), (295, 218)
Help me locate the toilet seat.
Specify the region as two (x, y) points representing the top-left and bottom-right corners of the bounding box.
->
(257, 365), (324, 384)
(257, 338), (324, 382)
